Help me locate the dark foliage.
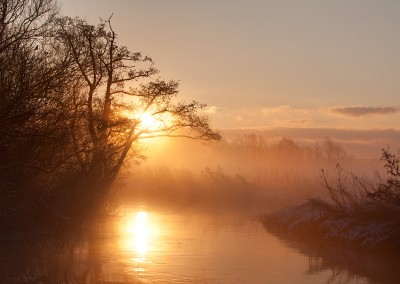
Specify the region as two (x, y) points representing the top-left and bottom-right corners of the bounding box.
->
(0, 0), (220, 231)
(369, 147), (400, 207)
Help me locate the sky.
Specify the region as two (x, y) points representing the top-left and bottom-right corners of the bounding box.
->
(59, 0), (400, 155)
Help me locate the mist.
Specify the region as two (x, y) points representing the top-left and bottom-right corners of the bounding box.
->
(118, 133), (382, 215)
(2, 1), (399, 282)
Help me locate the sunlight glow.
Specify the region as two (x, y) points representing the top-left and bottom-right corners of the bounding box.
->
(140, 112), (158, 131)
(123, 210), (154, 256)
(121, 110), (169, 132)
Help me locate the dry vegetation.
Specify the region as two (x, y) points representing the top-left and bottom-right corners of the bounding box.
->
(320, 146), (400, 215)
(118, 135), (358, 214)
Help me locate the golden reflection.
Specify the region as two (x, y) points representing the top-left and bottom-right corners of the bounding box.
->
(122, 210), (157, 257)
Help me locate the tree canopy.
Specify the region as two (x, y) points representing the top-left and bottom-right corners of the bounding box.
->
(0, 1), (220, 223)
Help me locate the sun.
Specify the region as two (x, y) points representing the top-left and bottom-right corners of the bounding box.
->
(121, 110), (159, 130)
(121, 109), (172, 134)
(140, 112), (158, 130)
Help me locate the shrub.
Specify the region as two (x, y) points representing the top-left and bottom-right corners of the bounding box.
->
(321, 147), (400, 214)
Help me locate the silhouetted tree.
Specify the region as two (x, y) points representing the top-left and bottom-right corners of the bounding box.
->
(232, 134), (267, 149)
(0, 2), (220, 224)
(0, 0), (57, 53)
(53, 17), (220, 203)
(0, 0), (68, 191)
(314, 138), (349, 163)
(0, 0), (82, 227)
(273, 137), (302, 160)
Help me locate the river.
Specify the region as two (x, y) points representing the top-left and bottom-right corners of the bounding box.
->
(0, 204), (399, 283)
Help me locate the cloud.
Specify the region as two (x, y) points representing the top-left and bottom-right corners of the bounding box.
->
(204, 106), (220, 114)
(261, 105), (291, 115)
(260, 105), (314, 127)
(261, 105), (311, 116)
(329, 106), (400, 117)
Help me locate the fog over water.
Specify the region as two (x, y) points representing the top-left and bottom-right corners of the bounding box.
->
(1, 204), (398, 283)
(1, 134), (398, 283)
(2, 0), (400, 282)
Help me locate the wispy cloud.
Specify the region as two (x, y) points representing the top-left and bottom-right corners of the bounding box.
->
(203, 106), (220, 114)
(260, 105), (314, 127)
(261, 105), (311, 116)
(329, 106), (400, 117)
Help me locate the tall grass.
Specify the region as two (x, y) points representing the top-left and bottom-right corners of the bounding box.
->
(119, 164), (322, 214)
(116, 135), (362, 213)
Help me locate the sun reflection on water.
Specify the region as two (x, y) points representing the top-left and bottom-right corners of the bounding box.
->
(121, 208), (167, 270)
(130, 211), (149, 255)
(123, 211), (153, 257)
(119, 209), (168, 281)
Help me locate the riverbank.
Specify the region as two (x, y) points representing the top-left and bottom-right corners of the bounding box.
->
(260, 199), (400, 251)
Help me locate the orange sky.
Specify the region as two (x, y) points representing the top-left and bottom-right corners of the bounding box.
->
(59, 0), (400, 154)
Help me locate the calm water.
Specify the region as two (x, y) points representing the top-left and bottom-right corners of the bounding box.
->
(1, 204), (399, 283)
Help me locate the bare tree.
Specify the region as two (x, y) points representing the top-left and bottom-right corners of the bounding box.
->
(54, 17), (220, 196)
(0, 0), (57, 53)
(0, 5), (220, 221)
(0, 0), (69, 188)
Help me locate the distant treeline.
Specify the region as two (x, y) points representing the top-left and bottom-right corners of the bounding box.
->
(215, 134), (351, 163)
